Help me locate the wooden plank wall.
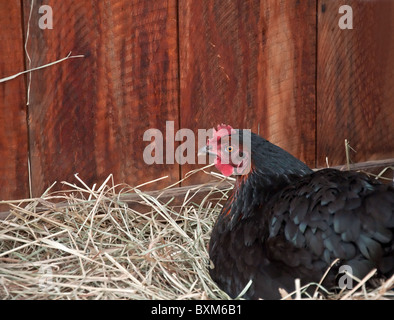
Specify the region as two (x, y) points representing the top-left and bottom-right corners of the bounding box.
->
(0, 2), (29, 208)
(0, 0), (393, 202)
(317, 0), (394, 167)
(22, 0), (179, 196)
(179, 0), (317, 185)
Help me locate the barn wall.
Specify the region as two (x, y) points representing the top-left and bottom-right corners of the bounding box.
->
(179, 0), (317, 185)
(0, 2), (29, 208)
(0, 0), (393, 201)
(317, 0), (394, 167)
(22, 0), (180, 196)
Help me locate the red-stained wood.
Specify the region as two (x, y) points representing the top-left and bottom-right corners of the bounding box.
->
(0, 2), (29, 208)
(1, 0), (392, 203)
(317, 0), (394, 167)
(23, 0), (180, 196)
(179, 0), (317, 185)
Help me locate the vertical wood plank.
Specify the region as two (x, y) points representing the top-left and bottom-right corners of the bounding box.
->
(23, 0), (179, 195)
(0, 2), (29, 206)
(179, 0), (317, 184)
(317, 0), (394, 167)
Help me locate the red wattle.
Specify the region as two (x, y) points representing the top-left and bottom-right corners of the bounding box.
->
(215, 161), (233, 177)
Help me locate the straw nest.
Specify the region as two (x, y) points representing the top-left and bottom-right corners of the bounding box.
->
(0, 167), (393, 300)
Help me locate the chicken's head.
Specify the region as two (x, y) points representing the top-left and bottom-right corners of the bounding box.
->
(199, 124), (251, 176)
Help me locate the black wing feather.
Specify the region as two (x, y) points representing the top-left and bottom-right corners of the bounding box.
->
(265, 169), (393, 268)
(209, 168), (394, 299)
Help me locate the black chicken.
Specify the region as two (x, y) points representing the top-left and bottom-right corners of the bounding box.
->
(200, 124), (394, 299)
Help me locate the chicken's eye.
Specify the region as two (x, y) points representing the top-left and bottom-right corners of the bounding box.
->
(225, 145), (234, 153)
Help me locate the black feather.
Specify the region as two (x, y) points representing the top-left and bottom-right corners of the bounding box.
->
(208, 130), (394, 299)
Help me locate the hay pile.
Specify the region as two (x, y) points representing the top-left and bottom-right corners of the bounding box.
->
(0, 169), (234, 300)
(0, 168), (393, 300)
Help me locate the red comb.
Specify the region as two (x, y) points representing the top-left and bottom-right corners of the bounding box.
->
(208, 124), (235, 145)
(216, 123), (233, 131)
(214, 124), (235, 137)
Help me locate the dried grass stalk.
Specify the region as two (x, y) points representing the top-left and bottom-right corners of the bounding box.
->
(0, 168), (393, 300)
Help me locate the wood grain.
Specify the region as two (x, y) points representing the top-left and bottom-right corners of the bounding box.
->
(23, 0), (180, 196)
(1, 0), (391, 201)
(179, 0), (317, 185)
(317, 0), (394, 167)
(0, 2), (29, 208)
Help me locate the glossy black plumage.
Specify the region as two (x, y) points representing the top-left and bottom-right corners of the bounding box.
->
(208, 131), (394, 299)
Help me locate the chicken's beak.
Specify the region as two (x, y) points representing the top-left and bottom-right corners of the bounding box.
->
(198, 145), (217, 157)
